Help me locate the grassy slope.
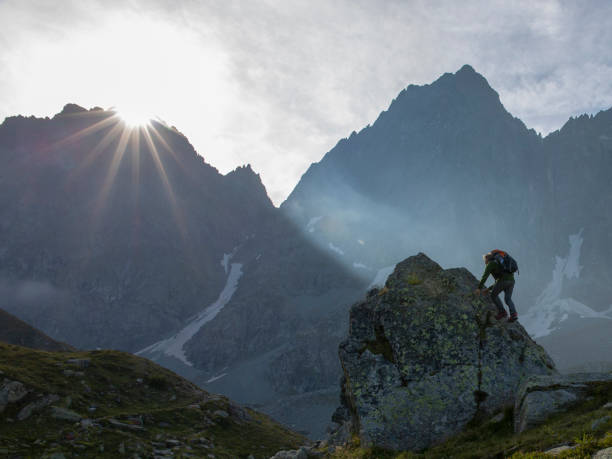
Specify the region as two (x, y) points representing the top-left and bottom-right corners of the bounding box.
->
(0, 343), (305, 458)
(326, 381), (612, 459)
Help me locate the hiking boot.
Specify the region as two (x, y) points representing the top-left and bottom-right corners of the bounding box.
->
(495, 311), (508, 320)
(508, 312), (518, 323)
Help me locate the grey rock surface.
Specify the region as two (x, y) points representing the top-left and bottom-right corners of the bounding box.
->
(333, 254), (556, 451)
(514, 372), (612, 433)
(17, 394), (60, 421)
(593, 447), (612, 459)
(0, 380), (28, 412)
(50, 406), (82, 422)
(270, 447), (309, 459)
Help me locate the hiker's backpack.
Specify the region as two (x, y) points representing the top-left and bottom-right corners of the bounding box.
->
(491, 249), (519, 275)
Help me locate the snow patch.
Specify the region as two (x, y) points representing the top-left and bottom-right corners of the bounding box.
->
(523, 230), (612, 338)
(328, 242), (345, 256)
(205, 373), (228, 384)
(306, 216), (323, 233)
(220, 246), (239, 274)
(369, 265), (395, 289)
(352, 262), (370, 270)
(137, 263), (243, 366)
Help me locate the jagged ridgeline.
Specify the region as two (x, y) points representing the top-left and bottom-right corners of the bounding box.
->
(0, 104), (366, 438)
(282, 65), (612, 371)
(331, 254), (555, 451)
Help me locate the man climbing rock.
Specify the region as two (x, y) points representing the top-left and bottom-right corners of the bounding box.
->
(475, 251), (518, 322)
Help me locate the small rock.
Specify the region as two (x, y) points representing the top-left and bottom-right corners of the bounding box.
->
(50, 406), (82, 422)
(603, 402), (612, 409)
(66, 358), (90, 368)
(109, 418), (145, 431)
(17, 394), (60, 421)
(0, 380), (28, 411)
(136, 378), (143, 383)
(489, 412), (505, 423)
(166, 439), (181, 447)
(593, 447), (612, 459)
(80, 419), (94, 428)
(213, 410), (229, 418)
(591, 415), (611, 430)
(88, 406), (97, 412)
(118, 442), (126, 454)
(270, 448), (308, 459)
(544, 444), (575, 455)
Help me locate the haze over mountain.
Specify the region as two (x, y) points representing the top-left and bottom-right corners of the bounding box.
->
(1, 64), (611, 438)
(0, 106), (365, 437)
(282, 65), (612, 370)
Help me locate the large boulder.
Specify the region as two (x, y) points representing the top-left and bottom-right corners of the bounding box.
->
(332, 253), (556, 451)
(514, 372), (612, 433)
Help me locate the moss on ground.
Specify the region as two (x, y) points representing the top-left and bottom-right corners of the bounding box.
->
(0, 342), (305, 458)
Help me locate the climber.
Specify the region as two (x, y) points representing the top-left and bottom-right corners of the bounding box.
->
(474, 250), (518, 322)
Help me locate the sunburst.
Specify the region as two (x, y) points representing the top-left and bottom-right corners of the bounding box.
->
(52, 108), (186, 242)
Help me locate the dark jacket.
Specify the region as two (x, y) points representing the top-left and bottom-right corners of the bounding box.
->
(478, 260), (515, 289)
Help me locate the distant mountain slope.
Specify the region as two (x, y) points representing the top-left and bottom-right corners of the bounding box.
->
(282, 65), (548, 299)
(0, 105), (275, 350)
(0, 307), (73, 351)
(282, 65), (612, 371)
(0, 104), (366, 438)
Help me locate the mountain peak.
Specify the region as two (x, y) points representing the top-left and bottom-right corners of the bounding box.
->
(58, 103), (87, 116)
(457, 63), (477, 74)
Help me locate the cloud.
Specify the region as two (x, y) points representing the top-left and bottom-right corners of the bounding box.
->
(1, 0), (612, 204)
(0, 278), (69, 309)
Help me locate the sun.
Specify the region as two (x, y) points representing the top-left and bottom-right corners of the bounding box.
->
(115, 106), (153, 128)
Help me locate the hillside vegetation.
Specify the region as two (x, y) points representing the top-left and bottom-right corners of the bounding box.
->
(0, 343), (305, 458)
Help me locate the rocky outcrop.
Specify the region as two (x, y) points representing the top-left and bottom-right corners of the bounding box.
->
(332, 253), (556, 451)
(514, 372), (612, 433)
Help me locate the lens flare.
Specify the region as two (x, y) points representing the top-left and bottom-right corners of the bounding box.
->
(115, 106), (152, 128)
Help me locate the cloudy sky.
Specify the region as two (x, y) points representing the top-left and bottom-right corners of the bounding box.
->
(1, 0), (612, 205)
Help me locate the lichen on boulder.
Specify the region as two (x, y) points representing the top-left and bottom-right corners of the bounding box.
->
(332, 253), (556, 451)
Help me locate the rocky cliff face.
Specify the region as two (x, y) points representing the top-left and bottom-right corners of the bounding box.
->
(0, 105), (275, 350)
(332, 253), (555, 451)
(282, 65), (612, 371)
(0, 105), (367, 438)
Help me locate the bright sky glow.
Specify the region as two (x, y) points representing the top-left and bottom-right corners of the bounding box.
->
(2, 1), (612, 205)
(115, 107), (152, 128)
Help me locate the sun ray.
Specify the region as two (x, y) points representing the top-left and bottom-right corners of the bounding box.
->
(91, 125), (132, 231)
(142, 126), (188, 240)
(148, 124), (192, 177)
(66, 121), (124, 184)
(48, 114), (119, 152)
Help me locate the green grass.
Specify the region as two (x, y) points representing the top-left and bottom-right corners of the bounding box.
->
(0, 342), (305, 458)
